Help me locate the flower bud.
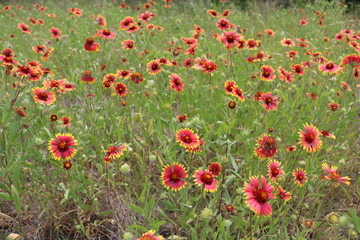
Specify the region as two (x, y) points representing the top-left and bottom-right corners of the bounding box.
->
(120, 163), (131, 174)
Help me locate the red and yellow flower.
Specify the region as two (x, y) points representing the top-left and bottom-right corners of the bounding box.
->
(161, 163), (188, 191)
(48, 133), (78, 160)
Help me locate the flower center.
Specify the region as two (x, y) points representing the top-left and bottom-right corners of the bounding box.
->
(254, 189), (269, 203)
(265, 97), (273, 104)
(182, 135), (191, 143)
(271, 168), (279, 176)
(330, 172), (339, 180)
(220, 21), (226, 26)
(58, 141), (68, 151)
(151, 63), (159, 70)
(263, 71), (270, 77)
(305, 133), (316, 143)
(200, 173), (214, 185)
(227, 35), (234, 42)
(103, 29), (110, 35)
(326, 63), (334, 69)
(86, 38), (94, 45)
(171, 173), (180, 181)
(38, 92), (48, 101)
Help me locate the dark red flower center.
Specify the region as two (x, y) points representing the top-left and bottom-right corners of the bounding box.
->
(107, 146), (117, 154)
(326, 63), (334, 69)
(151, 63), (159, 70)
(38, 92), (48, 101)
(103, 29), (110, 35)
(83, 70), (92, 77)
(263, 136), (276, 149)
(271, 168), (279, 176)
(285, 40), (291, 44)
(305, 132), (316, 143)
(182, 135), (191, 143)
(58, 141), (69, 151)
(254, 189), (269, 203)
(297, 175), (303, 180)
(127, 43), (133, 48)
(265, 97), (273, 104)
(86, 38), (94, 45)
(200, 173), (213, 185)
(173, 79), (180, 85)
(171, 173), (180, 182)
(263, 71), (270, 77)
(330, 172), (339, 180)
(220, 21), (227, 27)
(248, 41), (255, 47)
(227, 35), (234, 42)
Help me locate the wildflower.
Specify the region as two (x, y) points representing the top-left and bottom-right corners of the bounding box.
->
(260, 92), (278, 111)
(177, 114), (187, 123)
(176, 128), (200, 148)
(117, 70), (132, 79)
(253, 91), (264, 101)
(298, 123), (323, 152)
(208, 162), (221, 176)
(243, 176), (275, 216)
(169, 73), (183, 92)
(41, 48), (54, 62)
(18, 23), (31, 33)
(105, 144), (127, 159)
(228, 100), (236, 109)
(230, 87), (245, 102)
(329, 102), (340, 111)
(81, 70), (95, 84)
(43, 79), (65, 90)
(319, 61), (341, 74)
(254, 134), (277, 159)
(120, 17), (135, 30)
(306, 92), (318, 100)
(224, 81), (237, 95)
(281, 38), (295, 47)
(137, 230), (163, 240)
(216, 18), (231, 30)
(207, 10), (219, 17)
(340, 54), (360, 67)
(97, 15), (106, 26)
(32, 45), (47, 53)
(48, 133), (78, 160)
(122, 40), (135, 50)
(320, 131), (336, 139)
(194, 169), (218, 192)
(49, 27), (61, 39)
(286, 146), (297, 152)
(293, 168), (307, 185)
(84, 38), (100, 52)
(183, 58), (194, 68)
(246, 39), (260, 50)
(130, 72), (144, 84)
(304, 220), (314, 228)
(60, 116), (71, 126)
(264, 29), (275, 37)
(181, 37), (197, 46)
(114, 82), (127, 97)
(287, 50), (298, 60)
(63, 161), (72, 170)
(201, 60), (218, 74)
(220, 31), (242, 49)
(267, 160), (284, 182)
(161, 163), (188, 191)
(321, 163), (351, 186)
(278, 67), (294, 83)
(50, 114), (58, 121)
(291, 64), (305, 75)
(260, 65), (276, 81)
(147, 60), (162, 75)
(96, 28), (116, 39)
(32, 88), (56, 105)
(225, 204), (235, 213)
(276, 186), (291, 201)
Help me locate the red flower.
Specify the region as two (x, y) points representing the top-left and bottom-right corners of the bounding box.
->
(319, 61), (341, 74)
(32, 88), (56, 105)
(122, 39), (135, 50)
(194, 169), (218, 192)
(147, 60), (162, 75)
(267, 160), (284, 182)
(84, 38), (100, 52)
(254, 134), (277, 159)
(243, 176), (275, 216)
(114, 82), (127, 97)
(260, 65), (276, 81)
(48, 133), (78, 160)
(298, 124), (323, 153)
(276, 186), (291, 201)
(220, 31), (242, 50)
(161, 163), (188, 191)
(60, 116), (71, 126)
(208, 162), (222, 176)
(119, 17), (135, 30)
(176, 128), (200, 148)
(81, 70), (95, 84)
(260, 92), (278, 111)
(95, 28), (116, 39)
(216, 18), (231, 30)
(281, 38), (295, 47)
(293, 168), (307, 185)
(321, 163), (351, 187)
(105, 144), (128, 159)
(49, 27), (61, 39)
(169, 74), (183, 92)
(130, 72), (144, 84)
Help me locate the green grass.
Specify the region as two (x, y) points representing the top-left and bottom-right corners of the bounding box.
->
(0, 0), (359, 239)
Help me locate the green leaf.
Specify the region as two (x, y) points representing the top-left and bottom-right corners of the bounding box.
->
(0, 192), (12, 201)
(129, 204), (145, 216)
(11, 185), (21, 215)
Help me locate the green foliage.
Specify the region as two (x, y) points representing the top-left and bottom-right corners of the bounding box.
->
(0, 0), (358, 239)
